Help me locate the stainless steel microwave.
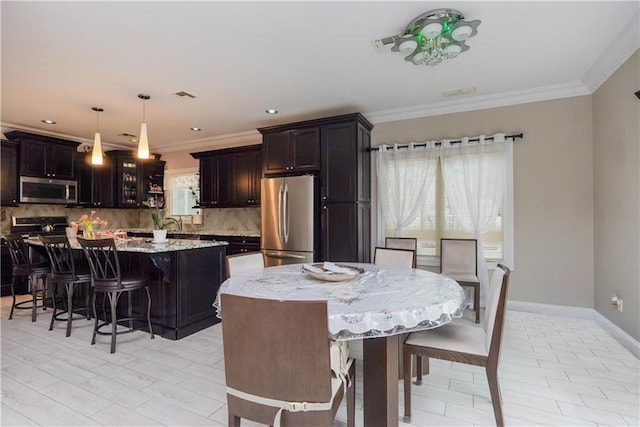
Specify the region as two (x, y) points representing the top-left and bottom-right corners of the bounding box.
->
(19, 176), (77, 204)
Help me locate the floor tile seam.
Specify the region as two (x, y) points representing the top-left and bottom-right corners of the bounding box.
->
(556, 400), (629, 424)
(139, 380), (225, 417)
(74, 376), (157, 410)
(579, 392), (640, 416)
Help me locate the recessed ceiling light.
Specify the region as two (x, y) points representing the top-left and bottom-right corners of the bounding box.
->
(190, 127), (202, 131)
(42, 119), (56, 124)
(130, 138), (138, 143)
(265, 109), (278, 115)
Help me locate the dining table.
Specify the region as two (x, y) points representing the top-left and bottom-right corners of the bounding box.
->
(214, 262), (467, 427)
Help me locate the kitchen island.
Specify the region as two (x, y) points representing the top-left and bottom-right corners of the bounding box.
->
(29, 237), (228, 340)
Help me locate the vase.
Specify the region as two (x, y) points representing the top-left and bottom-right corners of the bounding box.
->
(83, 224), (96, 239)
(153, 229), (167, 243)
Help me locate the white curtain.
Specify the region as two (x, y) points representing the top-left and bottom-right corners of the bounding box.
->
(440, 134), (510, 305)
(376, 142), (439, 237)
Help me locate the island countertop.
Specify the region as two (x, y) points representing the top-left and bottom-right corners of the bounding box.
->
(124, 229), (261, 238)
(27, 237), (228, 253)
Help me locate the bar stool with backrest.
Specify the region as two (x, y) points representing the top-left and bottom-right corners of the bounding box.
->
(225, 251), (265, 279)
(403, 263), (511, 426)
(440, 238), (481, 323)
(385, 237), (418, 268)
(40, 235), (92, 337)
(78, 237), (154, 353)
(5, 234), (51, 322)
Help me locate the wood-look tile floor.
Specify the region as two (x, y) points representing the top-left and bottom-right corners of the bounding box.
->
(1, 295), (638, 426)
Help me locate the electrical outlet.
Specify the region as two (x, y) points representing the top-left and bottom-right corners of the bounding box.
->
(611, 294), (623, 312)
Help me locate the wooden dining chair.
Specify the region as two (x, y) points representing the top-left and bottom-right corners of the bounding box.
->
(441, 238), (481, 323)
(220, 293), (355, 427)
(385, 237), (417, 267)
(373, 247), (415, 269)
(225, 251), (265, 279)
(403, 263), (511, 427)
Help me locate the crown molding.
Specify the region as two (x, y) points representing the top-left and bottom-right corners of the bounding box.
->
(364, 81), (591, 124)
(157, 129), (262, 154)
(1, 122), (130, 151)
(581, 10), (640, 92)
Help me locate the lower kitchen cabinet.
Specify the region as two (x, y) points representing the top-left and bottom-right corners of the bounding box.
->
(321, 202), (370, 263)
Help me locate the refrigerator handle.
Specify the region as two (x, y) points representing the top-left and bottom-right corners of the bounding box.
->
(277, 183), (284, 244)
(283, 183), (289, 243)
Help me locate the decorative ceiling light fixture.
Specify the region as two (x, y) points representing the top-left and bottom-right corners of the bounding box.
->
(392, 8), (480, 67)
(91, 107), (104, 165)
(137, 94), (151, 159)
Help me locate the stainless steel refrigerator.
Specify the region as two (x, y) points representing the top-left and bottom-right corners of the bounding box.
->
(261, 175), (320, 267)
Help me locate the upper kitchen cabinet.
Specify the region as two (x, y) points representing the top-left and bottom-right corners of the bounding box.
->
(320, 116), (372, 203)
(191, 145), (262, 208)
(260, 127), (320, 175)
(106, 150), (165, 208)
(75, 152), (114, 208)
(6, 131), (79, 180)
(1, 140), (19, 206)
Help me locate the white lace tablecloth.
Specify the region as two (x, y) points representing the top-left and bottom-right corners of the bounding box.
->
(214, 263), (467, 340)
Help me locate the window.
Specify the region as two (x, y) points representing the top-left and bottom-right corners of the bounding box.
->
(377, 136), (514, 266)
(165, 168), (200, 216)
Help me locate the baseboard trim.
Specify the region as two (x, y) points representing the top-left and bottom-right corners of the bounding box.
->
(507, 300), (640, 359)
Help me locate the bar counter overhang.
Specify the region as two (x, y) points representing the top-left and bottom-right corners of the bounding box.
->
(27, 237), (228, 340)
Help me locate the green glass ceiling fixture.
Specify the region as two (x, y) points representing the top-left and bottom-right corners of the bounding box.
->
(392, 9), (480, 66)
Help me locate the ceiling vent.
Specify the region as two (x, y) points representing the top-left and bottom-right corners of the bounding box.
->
(173, 91), (196, 99)
(442, 86), (477, 98)
(371, 34), (400, 54)
(119, 133), (137, 138)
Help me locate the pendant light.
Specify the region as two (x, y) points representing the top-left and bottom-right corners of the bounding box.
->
(91, 107), (104, 165)
(137, 94), (150, 159)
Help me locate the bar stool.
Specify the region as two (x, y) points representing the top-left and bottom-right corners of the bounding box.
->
(5, 234), (51, 322)
(78, 237), (154, 353)
(40, 235), (92, 337)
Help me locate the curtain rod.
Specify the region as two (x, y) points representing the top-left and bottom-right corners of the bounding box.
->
(368, 132), (524, 151)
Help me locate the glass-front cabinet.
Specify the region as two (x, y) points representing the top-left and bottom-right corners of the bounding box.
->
(107, 150), (165, 208)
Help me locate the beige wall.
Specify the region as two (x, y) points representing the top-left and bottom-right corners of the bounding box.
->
(593, 50), (640, 340)
(371, 96), (595, 309)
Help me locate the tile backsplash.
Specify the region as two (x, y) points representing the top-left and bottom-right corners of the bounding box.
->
(0, 205), (261, 235)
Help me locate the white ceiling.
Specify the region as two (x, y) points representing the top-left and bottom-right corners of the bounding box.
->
(1, 1), (638, 153)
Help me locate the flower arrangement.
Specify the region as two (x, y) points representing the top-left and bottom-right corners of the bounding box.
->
(141, 200), (178, 230)
(70, 210), (108, 239)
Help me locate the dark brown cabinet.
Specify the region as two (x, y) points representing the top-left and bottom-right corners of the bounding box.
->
(191, 145), (262, 208)
(261, 127), (320, 175)
(258, 113), (373, 263)
(320, 115), (372, 263)
(107, 151), (165, 208)
(6, 131), (78, 180)
(76, 152), (115, 208)
(1, 140), (19, 206)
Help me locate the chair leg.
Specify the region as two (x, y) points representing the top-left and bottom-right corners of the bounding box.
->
(91, 290), (99, 346)
(66, 283), (76, 337)
(415, 355), (423, 385)
(110, 292), (118, 354)
(228, 413), (240, 427)
(85, 286), (91, 320)
(9, 275), (17, 320)
(30, 274), (38, 322)
(486, 365), (504, 427)
(403, 347), (412, 423)
(475, 284), (480, 324)
(145, 286), (154, 339)
(128, 291), (134, 331)
(49, 282), (58, 331)
(347, 362), (355, 427)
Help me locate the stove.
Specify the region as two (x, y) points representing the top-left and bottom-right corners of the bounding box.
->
(10, 216), (69, 237)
